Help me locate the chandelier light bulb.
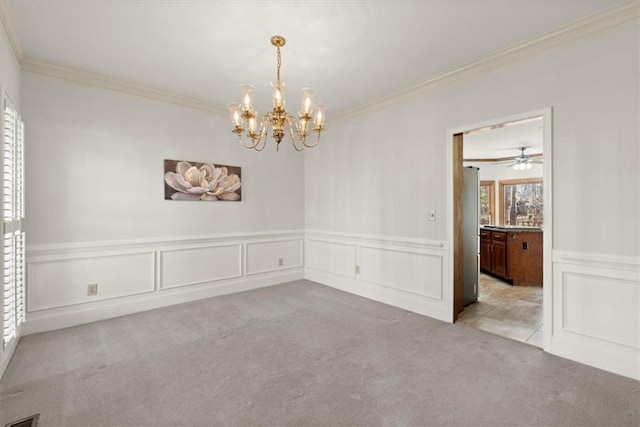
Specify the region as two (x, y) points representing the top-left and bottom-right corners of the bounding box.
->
(240, 84), (254, 113)
(301, 88), (315, 115)
(228, 103), (241, 128)
(272, 81), (285, 109)
(314, 104), (326, 129)
(248, 115), (258, 134)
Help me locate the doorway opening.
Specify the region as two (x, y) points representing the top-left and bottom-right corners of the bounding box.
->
(448, 109), (552, 351)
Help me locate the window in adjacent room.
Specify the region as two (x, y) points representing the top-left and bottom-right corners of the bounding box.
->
(499, 178), (543, 227)
(479, 180), (495, 225)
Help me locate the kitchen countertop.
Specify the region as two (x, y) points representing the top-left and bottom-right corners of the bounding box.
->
(481, 225), (543, 232)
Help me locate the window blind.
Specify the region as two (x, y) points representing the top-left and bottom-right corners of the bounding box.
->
(2, 99), (24, 349)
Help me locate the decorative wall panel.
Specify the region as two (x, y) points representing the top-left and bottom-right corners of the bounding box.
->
(160, 244), (242, 289)
(305, 239), (357, 278)
(246, 239), (303, 275)
(359, 246), (443, 300)
(552, 251), (640, 380)
(28, 251), (155, 311)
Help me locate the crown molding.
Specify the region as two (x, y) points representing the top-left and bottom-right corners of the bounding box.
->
(0, 0), (24, 61)
(1, 0), (226, 116)
(2, 1), (637, 120)
(21, 57), (228, 116)
(330, 1), (639, 124)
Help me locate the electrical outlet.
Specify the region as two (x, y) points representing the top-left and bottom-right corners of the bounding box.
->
(428, 210), (436, 221)
(278, 258), (283, 267)
(523, 242), (528, 250)
(87, 283), (98, 296)
(355, 265), (360, 275)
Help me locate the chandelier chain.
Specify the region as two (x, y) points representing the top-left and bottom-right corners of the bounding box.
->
(276, 46), (281, 82)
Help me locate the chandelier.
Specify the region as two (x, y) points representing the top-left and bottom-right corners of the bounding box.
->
(228, 35), (325, 151)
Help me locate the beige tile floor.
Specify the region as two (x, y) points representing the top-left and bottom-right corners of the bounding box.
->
(457, 274), (543, 348)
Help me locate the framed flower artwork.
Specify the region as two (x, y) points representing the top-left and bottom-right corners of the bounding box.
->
(164, 159), (242, 201)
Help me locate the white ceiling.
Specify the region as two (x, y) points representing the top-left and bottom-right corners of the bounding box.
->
(464, 117), (543, 159)
(7, 0), (627, 118)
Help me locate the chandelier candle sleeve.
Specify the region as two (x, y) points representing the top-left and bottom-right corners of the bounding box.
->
(314, 104), (325, 130)
(229, 103), (241, 128)
(228, 35), (326, 151)
(240, 84), (254, 113)
(272, 82), (285, 108)
(301, 88), (315, 115)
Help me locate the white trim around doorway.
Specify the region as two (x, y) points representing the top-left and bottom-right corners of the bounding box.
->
(445, 107), (553, 352)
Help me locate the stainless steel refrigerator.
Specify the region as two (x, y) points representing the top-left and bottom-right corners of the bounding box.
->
(463, 166), (480, 306)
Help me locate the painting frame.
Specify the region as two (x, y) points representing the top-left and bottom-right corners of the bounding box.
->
(164, 159), (242, 201)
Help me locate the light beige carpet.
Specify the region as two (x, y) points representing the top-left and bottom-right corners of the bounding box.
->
(1, 280), (638, 426)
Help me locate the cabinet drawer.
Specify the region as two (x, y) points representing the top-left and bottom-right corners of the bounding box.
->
(480, 230), (492, 238)
(492, 232), (507, 242)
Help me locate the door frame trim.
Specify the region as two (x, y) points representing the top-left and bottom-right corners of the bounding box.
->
(445, 107), (553, 352)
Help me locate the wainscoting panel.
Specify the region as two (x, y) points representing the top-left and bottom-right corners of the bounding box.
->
(563, 272), (639, 348)
(305, 238), (357, 278)
(24, 230), (304, 335)
(160, 244), (242, 289)
(552, 250), (640, 380)
(28, 251), (155, 311)
(359, 246), (443, 300)
(246, 239), (303, 275)
(304, 231), (447, 321)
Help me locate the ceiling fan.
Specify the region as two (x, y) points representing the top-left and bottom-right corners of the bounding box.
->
(506, 147), (543, 170)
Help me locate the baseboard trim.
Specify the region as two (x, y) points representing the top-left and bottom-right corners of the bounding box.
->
(0, 330), (20, 380)
(22, 269), (303, 335)
(551, 335), (639, 380)
(305, 268), (449, 323)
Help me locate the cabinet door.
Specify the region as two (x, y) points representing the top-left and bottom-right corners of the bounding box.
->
(492, 241), (507, 278)
(480, 238), (492, 272)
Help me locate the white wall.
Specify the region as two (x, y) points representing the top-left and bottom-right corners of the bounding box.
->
(308, 24), (638, 256)
(305, 23), (640, 379)
(23, 76), (304, 244)
(20, 75), (306, 335)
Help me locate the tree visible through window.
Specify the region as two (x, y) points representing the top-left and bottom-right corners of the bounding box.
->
(479, 180), (495, 225)
(499, 178), (543, 227)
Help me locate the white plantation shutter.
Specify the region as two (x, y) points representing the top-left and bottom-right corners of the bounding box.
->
(2, 98), (24, 349)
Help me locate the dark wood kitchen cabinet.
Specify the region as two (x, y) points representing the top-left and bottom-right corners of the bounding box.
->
(479, 227), (542, 286)
(480, 230), (508, 279)
(491, 231), (508, 278)
(479, 229), (492, 271)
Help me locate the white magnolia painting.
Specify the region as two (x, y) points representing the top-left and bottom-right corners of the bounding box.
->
(164, 159), (242, 201)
